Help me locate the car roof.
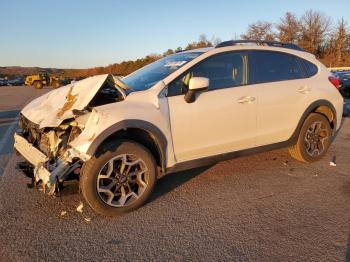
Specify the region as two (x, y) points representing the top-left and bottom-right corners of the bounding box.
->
(183, 40), (306, 54)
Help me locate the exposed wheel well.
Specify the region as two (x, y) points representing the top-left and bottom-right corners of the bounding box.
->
(94, 128), (163, 171)
(313, 105), (336, 130)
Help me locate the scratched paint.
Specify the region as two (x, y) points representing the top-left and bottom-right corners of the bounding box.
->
(56, 86), (78, 118)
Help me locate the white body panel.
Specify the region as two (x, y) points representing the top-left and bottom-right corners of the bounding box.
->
(167, 85), (256, 161)
(254, 78), (310, 145)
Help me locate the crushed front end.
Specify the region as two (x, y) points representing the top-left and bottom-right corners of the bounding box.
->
(14, 115), (84, 194)
(13, 74), (126, 194)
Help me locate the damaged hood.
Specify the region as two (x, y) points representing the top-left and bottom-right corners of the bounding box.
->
(21, 74), (124, 128)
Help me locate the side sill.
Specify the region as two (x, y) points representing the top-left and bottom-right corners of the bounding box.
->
(165, 139), (295, 174)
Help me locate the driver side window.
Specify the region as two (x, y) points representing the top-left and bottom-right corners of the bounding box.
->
(167, 51), (247, 96)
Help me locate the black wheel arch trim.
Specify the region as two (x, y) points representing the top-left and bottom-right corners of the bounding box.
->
(289, 99), (337, 140)
(86, 119), (168, 173)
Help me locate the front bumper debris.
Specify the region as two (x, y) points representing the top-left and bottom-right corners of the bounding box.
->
(14, 133), (48, 166)
(14, 133), (80, 194)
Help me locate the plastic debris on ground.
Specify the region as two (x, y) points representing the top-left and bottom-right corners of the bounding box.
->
(60, 210), (67, 217)
(329, 162), (337, 167)
(329, 155), (337, 167)
(76, 202), (84, 213)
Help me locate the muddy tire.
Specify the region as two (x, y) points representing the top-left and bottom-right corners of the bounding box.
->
(289, 113), (332, 163)
(51, 81), (61, 88)
(33, 81), (43, 89)
(80, 140), (157, 216)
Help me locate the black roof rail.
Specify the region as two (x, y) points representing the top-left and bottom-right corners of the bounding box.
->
(215, 40), (304, 51)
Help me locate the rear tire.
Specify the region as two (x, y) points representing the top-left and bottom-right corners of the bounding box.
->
(51, 81), (61, 88)
(289, 113), (332, 163)
(80, 140), (157, 216)
(33, 81), (43, 89)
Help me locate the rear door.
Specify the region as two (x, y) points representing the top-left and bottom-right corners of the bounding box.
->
(250, 50), (311, 145)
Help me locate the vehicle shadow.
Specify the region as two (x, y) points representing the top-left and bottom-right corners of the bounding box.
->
(21, 164), (214, 199)
(148, 165), (213, 203)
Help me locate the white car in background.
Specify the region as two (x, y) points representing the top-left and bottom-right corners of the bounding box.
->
(14, 40), (343, 216)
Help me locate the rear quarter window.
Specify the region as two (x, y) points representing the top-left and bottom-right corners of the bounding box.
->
(299, 59), (318, 77)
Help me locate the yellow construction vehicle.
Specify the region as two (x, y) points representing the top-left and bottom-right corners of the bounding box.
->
(24, 71), (65, 89)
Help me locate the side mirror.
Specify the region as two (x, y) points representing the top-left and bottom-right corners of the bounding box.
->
(184, 77), (209, 103)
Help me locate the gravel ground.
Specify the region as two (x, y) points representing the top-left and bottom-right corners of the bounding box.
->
(0, 87), (349, 261)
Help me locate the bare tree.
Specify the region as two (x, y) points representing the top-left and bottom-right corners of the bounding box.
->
(347, 31), (350, 53)
(210, 36), (222, 47)
(175, 46), (183, 52)
(334, 18), (348, 64)
(241, 21), (275, 41)
(185, 34), (213, 50)
(198, 34), (211, 45)
(299, 10), (331, 54)
(163, 49), (174, 56)
(277, 12), (300, 43)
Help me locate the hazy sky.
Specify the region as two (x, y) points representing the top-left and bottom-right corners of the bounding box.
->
(1, 0), (349, 68)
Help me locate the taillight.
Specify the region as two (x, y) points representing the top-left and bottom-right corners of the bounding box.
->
(328, 76), (340, 90)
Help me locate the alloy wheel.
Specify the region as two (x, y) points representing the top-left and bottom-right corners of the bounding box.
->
(97, 154), (148, 207)
(304, 121), (329, 157)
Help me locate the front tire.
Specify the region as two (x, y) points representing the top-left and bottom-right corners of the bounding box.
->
(51, 81), (61, 88)
(80, 140), (157, 216)
(33, 81), (43, 89)
(289, 113), (332, 163)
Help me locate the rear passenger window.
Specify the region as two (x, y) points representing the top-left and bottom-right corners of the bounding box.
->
(251, 51), (304, 84)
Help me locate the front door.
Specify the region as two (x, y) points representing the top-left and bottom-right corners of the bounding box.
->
(166, 51), (257, 162)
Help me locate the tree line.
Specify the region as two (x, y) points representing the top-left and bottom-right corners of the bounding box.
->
(241, 10), (349, 67)
(67, 10), (349, 78)
(65, 34), (218, 77)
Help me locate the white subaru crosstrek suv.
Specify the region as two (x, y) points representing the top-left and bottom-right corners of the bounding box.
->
(14, 40), (343, 216)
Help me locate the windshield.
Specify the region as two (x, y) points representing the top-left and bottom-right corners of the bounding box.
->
(122, 52), (202, 91)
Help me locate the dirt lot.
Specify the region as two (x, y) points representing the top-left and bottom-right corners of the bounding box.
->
(0, 86), (350, 261)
